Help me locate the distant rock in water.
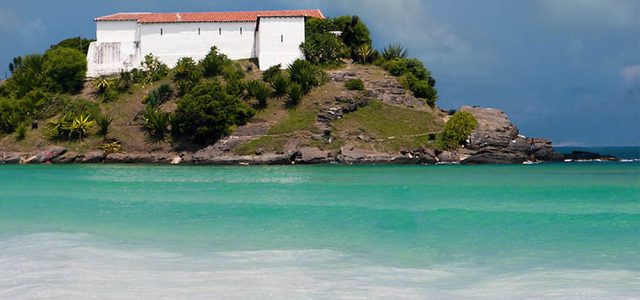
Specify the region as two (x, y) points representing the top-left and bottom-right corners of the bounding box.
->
(459, 106), (563, 164)
(563, 151), (619, 162)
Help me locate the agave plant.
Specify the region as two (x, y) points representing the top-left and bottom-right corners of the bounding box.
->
(355, 43), (374, 64)
(286, 82), (304, 107)
(94, 77), (112, 94)
(247, 80), (272, 109)
(69, 115), (95, 140)
(382, 43), (409, 60)
(142, 107), (171, 141)
(270, 73), (290, 98)
(96, 114), (113, 136)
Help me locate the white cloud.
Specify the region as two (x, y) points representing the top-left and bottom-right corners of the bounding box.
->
(538, 0), (640, 29)
(621, 65), (640, 85)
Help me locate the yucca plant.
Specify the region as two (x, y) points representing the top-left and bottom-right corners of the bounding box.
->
(49, 113), (74, 140)
(69, 115), (95, 140)
(94, 77), (112, 94)
(142, 107), (171, 141)
(382, 43), (409, 60)
(355, 43), (374, 64)
(270, 73), (290, 98)
(286, 82), (304, 107)
(247, 80), (272, 109)
(96, 114), (113, 136)
(15, 123), (27, 141)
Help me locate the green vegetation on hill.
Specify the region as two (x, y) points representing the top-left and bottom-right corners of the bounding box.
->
(436, 111), (477, 150)
(1, 15), (448, 156)
(333, 100), (443, 152)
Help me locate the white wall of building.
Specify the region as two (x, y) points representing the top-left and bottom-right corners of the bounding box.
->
(88, 17), (308, 77)
(96, 21), (138, 42)
(140, 22), (256, 68)
(257, 17), (305, 70)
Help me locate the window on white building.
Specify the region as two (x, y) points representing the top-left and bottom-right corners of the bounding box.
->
(240, 27), (243, 35)
(161, 28), (163, 36)
(219, 28), (222, 35)
(281, 35), (283, 43)
(198, 28), (201, 35)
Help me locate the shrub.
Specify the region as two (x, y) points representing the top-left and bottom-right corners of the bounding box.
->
(222, 63), (245, 81)
(200, 46), (229, 77)
(172, 80), (255, 144)
(300, 32), (347, 65)
(173, 57), (201, 82)
(6, 54), (45, 98)
(62, 97), (100, 118)
(382, 43), (408, 60)
(50, 37), (94, 55)
(339, 16), (372, 56)
(261, 64), (282, 83)
(96, 114), (113, 136)
(225, 79), (247, 97)
(345, 79), (365, 91)
(247, 80), (272, 109)
(270, 73), (290, 98)
(141, 54), (169, 82)
(115, 71), (133, 92)
(288, 59), (325, 94)
(144, 84), (173, 107)
(286, 82), (304, 107)
(142, 107), (171, 141)
(43, 47), (87, 93)
(100, 141), (123, 154)
(411, 80), (438, 105)
(436, 111), (477, 150)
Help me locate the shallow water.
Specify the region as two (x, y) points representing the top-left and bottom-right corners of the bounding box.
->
(0, 163), (638, 299)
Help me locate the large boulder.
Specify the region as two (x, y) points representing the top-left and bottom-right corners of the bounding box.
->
(460, 106), (559, 163)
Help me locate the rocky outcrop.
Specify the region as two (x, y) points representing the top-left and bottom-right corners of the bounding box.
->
(563, 151), (619, 161)
(459, 106), (562, 164)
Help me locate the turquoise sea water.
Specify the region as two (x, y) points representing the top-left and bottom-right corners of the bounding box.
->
(0, 162), (639, 299)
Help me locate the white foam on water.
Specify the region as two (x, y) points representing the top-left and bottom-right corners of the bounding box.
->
(1, 233), (638, 300)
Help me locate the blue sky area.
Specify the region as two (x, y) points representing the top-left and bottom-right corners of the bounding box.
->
(0, 0), (638, 146)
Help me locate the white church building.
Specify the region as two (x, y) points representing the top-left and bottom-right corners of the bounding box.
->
(87, 9), (325, 77)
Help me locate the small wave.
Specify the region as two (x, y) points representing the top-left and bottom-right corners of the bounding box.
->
(1, 232), (638, 299)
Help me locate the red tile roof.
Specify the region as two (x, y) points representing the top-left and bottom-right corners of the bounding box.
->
(95, 10), (324, 23)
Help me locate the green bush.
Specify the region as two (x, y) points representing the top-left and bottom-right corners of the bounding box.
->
(6, 54), (45, 98)
(145, 84), (173, 107)
(96, 114), (113, 136)
(436, 111), (477, 150)
(43, 47), (87, 93)
(171, 80), (255, 144)
(261, 64), (282, 83)
(50, 37), (94, 55)
(200, 46), (229, 77)
(382, 43), (408, 60)
(411, 80), (438, 106)
(300, 32), (347, 65)
(338, 16), (372, 56)
(247, 80), (272, 109)
(270, 73), (290, 98)
(345, 79), (365, 91)
(141, 54), (169, 83)
(142, 107), (171, 141)
(222, 63), (245, 81)
(115, 71), (133, 92)
(225, 79), (247, 97)
(288, 59), (325, 94)
(173, 57), (202, 83)
(354, 43), (376, 64)
(286, 82), (304, 107)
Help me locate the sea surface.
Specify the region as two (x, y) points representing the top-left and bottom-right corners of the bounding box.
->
(0, 153), (639, 299)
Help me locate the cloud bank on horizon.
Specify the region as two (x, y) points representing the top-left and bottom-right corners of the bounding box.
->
(0, 0), (638, 146)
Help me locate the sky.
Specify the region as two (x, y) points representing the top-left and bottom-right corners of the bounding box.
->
(0, 0), (638, 146)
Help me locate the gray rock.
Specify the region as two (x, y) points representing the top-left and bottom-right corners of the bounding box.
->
(437, 151), (459, 163)
(295, 147), (332, 164)
(1, 153), (22, 164)
(82, 151), (105, 163)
